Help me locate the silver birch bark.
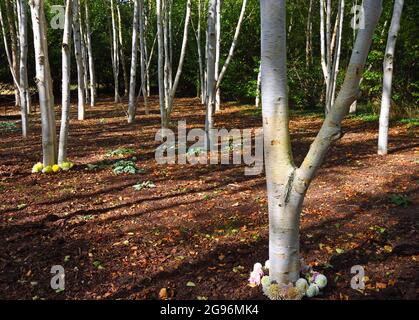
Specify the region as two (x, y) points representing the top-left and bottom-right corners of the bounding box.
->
(16, 0), (29, 137)
(196, 0), (205, 104)
(306, 0), (313, 67)
(84, 1), (96, 107)
(58, 0), (72, 164)
(156, 0), (192, 126)
(79, 12), (90, 106)
(378, 0), (404, 155)
(117, 4), (129, 97)
(205, 0), (217, 149)
(156, 0), (167, 127)
(127, 0), (140, 123)
(167, 0), (192, 114)
(255, 66), (261, 108)
(139, 0), (148, 115)
(29, 0), (57, 166)
(214, 0), (221, 111)
(5, 0), (20, 107)
(262, 0), (382, 285)
(72, 0), (85, 120)
(111, 0), (121, 103)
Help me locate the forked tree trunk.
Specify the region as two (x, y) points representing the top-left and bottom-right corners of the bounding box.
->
(72, 0), (86, 120)
(378, 0), (404, 155)
(58, 0), (72, 165)
(29, 0), (57, 166)
(216, 0), (247, 92)
(156, 0), (192, 127)
(261, 0), (382, 285)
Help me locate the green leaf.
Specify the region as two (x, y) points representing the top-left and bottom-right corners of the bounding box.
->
(186, 281), (196, 287)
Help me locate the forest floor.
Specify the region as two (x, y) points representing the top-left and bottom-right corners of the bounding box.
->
(0, 97), (418, 300)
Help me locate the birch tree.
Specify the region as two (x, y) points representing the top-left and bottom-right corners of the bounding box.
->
(58, 0), (72, 164)
(4, 0), (20, 107)
(72, 0), (86, 120)
(205, 0), (217, 148)
(84, 1), (96, 107)
(378, 0), (404, 156)
(110, 0), (121, 103)
(320, 0), (345, 114)
(215, 0), (247, 94)
(127, 0), (140, 123)
(0, 1), (28, 137)
(17, 0), (30, 126)
(156, 0), (192, 127)
(261, 0), (382, 285)
(117, 3), (129, 97)
(29, 0), (57, 166)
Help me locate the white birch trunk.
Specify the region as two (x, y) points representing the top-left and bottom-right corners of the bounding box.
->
(29, 0), (57, 166)
(156, 0), (167, 127)
(205, 0), (217, 149)
(72, 0), (86, 120)
(214, 0), (221, 111)
(111, 0), (121, 103)
(139, 0), (148, 115)
(79, 12), (90, 106)
(58, 0), (72, 164)
(5, 0), (20, 108)
(378, 0), (404, 155)
(127, 0), (140, 123)
(255, 66), (261, 107)
(117, 4), (129, 98)
(84, 1), (96, 107)
(17, 0), (29, 137)
(261, 0), (382, 285)
(167, 0), (192, 115)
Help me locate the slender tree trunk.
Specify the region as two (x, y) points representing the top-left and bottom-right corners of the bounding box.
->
(58, 0), (72, 164)
(127, 0), (140, 123)
(261, 0), (382, 285)
(255, 65), (261, 107)
(110, 0), (121, 103)
(84, 1), (96, 107)
(72, 0), (85, 120)
(378, 0), (404, 155)
(156, 0), (167, 127)
(5, 0), (20, 107)
(117, 4), (129, 97)
(79, 11), (90, 106)
(216, 0), (247, 91)
(214, 0), (221, 111)
(29, 0), (57, 166)
(306, 0), (313, 67)
(205, 0), (217, 149)
(16, 0), (29, 137)
(139, 0), (148, 114)
(156, 0), (191, 126)
(195, 0), (205, 104)
(167, 0), (192, 115)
